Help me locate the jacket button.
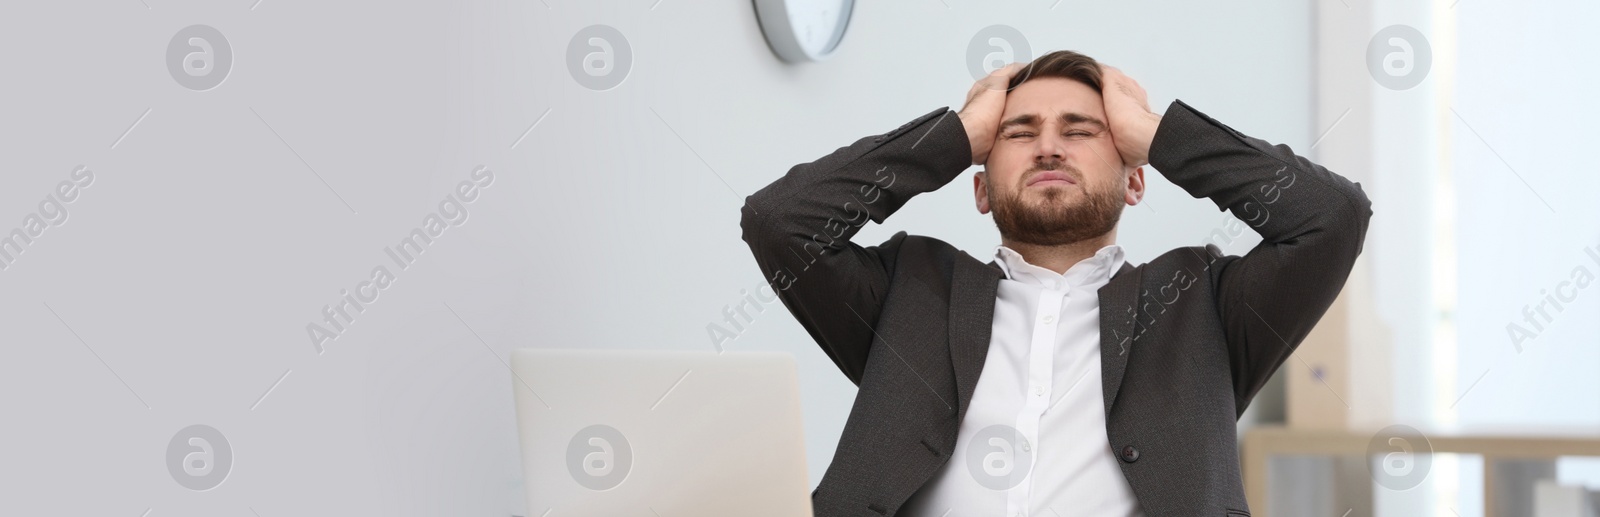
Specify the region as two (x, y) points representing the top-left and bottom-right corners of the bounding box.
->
(1120, 445), (1140, 463)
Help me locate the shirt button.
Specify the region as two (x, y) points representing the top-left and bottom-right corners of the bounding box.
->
(1032, 384), (1045, 396)
(1041, 314), (1055, 324)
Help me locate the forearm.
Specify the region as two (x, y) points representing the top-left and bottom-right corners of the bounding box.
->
(739, 106), (972, 265)
(1148, 99), (1372, 246)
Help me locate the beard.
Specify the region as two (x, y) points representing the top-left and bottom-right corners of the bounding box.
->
(988, 168), (1124, 247)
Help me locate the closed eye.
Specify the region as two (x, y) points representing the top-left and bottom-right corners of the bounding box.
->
(1004, 130), (1095, 139)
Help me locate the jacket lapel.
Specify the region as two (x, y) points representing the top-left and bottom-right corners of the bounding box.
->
(1098, 262), (1141, 417)
(948, 257), (1002, 424)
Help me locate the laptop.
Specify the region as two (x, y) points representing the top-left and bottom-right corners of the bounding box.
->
(510, 349), (814, 516)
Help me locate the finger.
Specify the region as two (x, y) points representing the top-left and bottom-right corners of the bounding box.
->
(980, 63), (1026, 91)
(999, 62), (1029, 87)
(980, 64), (1013, 90)
(990, 62), (1023, 78)
(1100, 64), (1128, 89)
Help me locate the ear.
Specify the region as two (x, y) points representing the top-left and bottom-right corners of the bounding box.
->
(974, 170), (991, 214)
(1124, 166), (1146, 206)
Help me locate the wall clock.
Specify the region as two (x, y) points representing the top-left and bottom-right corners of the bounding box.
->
(753, 0), (854, 63)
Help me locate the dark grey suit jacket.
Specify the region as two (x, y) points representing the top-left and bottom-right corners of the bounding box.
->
(739, 99), (1372, 517)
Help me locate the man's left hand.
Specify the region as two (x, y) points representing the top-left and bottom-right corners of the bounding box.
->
(1099, 64), (1162, 169)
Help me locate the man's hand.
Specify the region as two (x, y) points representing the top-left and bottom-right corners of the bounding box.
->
(1099, 64), (1162, 168)
(957, 63), (1027, 165)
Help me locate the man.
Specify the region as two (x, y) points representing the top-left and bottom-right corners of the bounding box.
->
(739, 50), (1371, 516)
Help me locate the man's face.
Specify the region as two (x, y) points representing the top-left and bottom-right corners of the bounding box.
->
(974, 77), (1141, 246)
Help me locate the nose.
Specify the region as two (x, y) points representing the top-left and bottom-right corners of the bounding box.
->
(1032, 131), (1067, 164)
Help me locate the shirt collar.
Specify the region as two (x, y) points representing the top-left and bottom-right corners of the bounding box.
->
(994, 244), (1124, 289)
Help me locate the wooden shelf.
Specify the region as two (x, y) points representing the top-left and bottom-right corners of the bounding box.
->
(1242, 425), (1600, 516)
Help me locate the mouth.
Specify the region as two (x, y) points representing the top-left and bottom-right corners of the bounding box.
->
(1025, 170), (1077, 188)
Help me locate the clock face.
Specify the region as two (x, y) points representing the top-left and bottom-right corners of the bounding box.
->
(755, 0), (854, 62)
(787, 0), (852, 58)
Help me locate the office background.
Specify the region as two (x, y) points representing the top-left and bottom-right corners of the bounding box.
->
(2, 0), (1596, 516)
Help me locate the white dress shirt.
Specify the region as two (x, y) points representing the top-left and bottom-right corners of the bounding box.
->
(901, 244), (1143, 517)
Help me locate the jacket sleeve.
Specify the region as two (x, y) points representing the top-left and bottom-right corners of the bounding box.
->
(1147, 99), (1374, 411)
(739, 107), (972, 385)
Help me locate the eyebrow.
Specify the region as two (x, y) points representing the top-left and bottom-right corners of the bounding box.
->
(997, 112), (1107, 133)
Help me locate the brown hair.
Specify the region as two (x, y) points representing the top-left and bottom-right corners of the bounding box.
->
(1007, 50), (1102, 93)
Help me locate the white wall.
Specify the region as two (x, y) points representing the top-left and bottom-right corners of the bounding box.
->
(1452, 0), (1600, 433)
(0, 1), (1314, 515)
(1451, 0), (1600, 513)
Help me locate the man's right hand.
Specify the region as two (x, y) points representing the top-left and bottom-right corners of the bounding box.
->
(957, 63), (1027, 165)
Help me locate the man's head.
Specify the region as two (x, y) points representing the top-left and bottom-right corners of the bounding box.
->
(973, 50), (1145, 247)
